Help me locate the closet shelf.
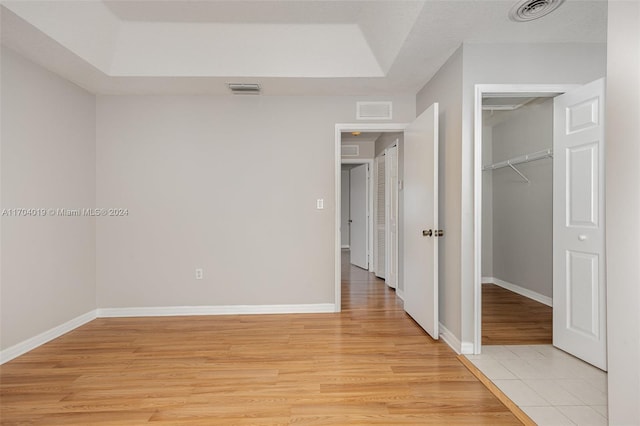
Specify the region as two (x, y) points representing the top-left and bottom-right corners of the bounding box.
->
(482, 149), (553, 183)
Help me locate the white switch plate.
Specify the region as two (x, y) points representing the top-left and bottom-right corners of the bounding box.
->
(316, 199), (324, 209)
(195, 268), (204, 280)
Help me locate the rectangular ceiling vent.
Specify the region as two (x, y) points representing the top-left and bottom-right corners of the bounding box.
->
(228, 83), (261, 95)
(356, 101), (393, 120)
(341, 145), (359, 157)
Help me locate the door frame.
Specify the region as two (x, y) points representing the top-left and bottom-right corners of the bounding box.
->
(335, 123), (408, 312)
(342, 159), (374, 272)
(472, 84), (579, 353)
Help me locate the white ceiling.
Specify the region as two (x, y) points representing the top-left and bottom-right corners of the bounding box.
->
(103, 1), (366, 23)
(0, 0), (607, 95)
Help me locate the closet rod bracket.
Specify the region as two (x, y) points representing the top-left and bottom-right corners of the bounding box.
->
(508, 162), (530, 183)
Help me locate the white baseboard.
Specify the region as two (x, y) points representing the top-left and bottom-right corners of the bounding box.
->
(96, 303), (336, 317)
(460, 342), (474, 355)
(483, 277), (552, 307)
(0, 310), (97, 365)
(396, 288), (405, 300)
(1, 304), (336, 364)
(341, 245), (350, 249)
(438, 322), (462, 355)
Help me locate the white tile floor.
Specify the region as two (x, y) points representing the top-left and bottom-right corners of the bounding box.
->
(466, 345), (608, 426)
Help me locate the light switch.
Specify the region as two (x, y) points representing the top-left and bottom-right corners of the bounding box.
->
(316, 199), (324, 210)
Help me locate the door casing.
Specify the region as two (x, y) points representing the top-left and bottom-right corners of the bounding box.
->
(335, 124), (408, 312)
(472, 84), (580, 354)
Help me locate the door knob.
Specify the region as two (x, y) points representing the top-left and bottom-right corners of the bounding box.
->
(422, 229), (433, 237)
(436, 230), (444, 237)
(348, 220), (353, 223)
(578, 234), (587, 241)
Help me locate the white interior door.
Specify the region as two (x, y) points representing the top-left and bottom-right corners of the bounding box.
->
(350, 164), (368, 270)
(553, 78), (607, 370)
(375, 155), (386, 278)
(386, 145), (399, 289)
(403, 103), (439, 339)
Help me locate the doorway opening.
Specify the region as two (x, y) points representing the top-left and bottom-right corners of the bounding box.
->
(481, 95), (555, 346)
(334, 124), (408, 312)
(474, 84), (576, 354)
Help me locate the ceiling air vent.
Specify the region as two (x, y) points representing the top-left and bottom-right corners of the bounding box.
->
(356, 101), (393, 120)
(228, 83), (261, 95)
(509, 0), (565, 22)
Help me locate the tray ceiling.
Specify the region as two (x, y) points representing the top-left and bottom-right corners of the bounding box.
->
(0, 0), (607, 95)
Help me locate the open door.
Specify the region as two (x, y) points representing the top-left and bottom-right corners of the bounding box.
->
(349, 163), (368, 270)
(403, 103), (439, 340)
(386, 145), (399, 289)
(553, 78), (607, 370)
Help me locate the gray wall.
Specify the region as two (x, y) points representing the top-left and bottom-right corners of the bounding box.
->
(0, 47), (97, 350)
(605, 1), (640, 423)
(416, 46), (464, 337)
(374, 132), (402, 157)
(96, 95), (415, 309)
(484, 99), (554, 298)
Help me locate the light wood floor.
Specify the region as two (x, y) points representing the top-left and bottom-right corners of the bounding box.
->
(482, 284), (553, 345)
(0, 256), (519, 425)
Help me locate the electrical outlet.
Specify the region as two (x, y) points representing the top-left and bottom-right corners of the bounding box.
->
(195, 268), (204, 280)
(316, 198), (324, 209)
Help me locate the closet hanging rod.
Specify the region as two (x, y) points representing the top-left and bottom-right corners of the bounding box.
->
(482, 149), (553, 171)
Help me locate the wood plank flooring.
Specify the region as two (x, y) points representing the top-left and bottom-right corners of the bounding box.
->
(0, 256), (519, 425)
(482, 284), (552, 345)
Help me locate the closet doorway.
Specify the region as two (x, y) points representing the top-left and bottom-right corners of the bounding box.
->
(481, 96), (554, 345)
(474, 81), (607, 371)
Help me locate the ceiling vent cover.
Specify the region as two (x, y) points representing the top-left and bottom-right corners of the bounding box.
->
(228, 83), (261, 95)
(341, 145), (360, 157)
(356, 101), (393, 120)
(509, 0), (565, 22)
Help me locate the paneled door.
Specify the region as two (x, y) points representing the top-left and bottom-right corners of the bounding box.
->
(403, 103), (439, 340)
(553, 78), (607, 370)
(386, 145), (399, 289)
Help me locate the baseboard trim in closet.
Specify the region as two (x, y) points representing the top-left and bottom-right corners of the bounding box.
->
(482, 277), (552, 307)
(458, 355), (536, 426)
